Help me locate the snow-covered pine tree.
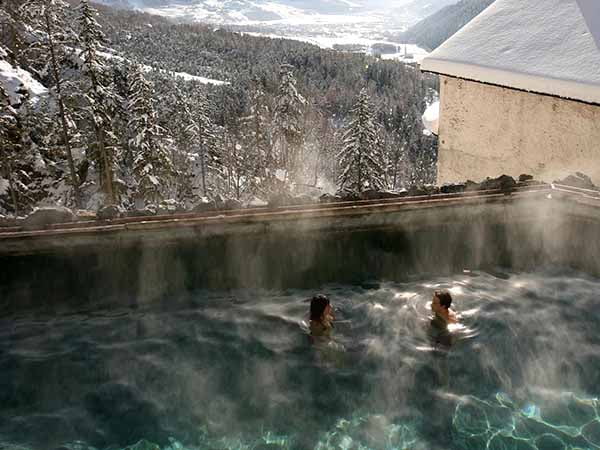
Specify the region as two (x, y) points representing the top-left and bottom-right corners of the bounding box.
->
(273, 64), (306, 182)
(21, 0), (82, 207)
(0, 1), (28, 66)
(127, 64), (173, 206)
(77, 0), (120, 205)
(337, 88), (385, 193)
(246, 81), (273, 192)
(180, 84), (220, 198)
(0, 83), (21, 214)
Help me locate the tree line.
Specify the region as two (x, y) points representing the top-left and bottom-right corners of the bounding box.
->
(0, 0), (439, 215)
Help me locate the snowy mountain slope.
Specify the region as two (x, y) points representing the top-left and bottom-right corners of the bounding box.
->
(92, 0), (458, 26)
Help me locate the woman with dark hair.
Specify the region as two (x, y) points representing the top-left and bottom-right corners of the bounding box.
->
(309, 294), (335, 339)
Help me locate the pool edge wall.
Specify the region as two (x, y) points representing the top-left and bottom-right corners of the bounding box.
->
(1, 189), (600, 307)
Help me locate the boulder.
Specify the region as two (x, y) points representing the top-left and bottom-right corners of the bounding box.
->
(518, 174), (534, 183)
(75, 210), (97, 222)
(223, 198), (243, 210)
(319, 193), (342, 204)
(23, 207), (77, 229)
(441, 183), (466, 194)
(479, 175), (517, 191)
(123, 209), (156, 218)
(192, 198), (216, 213)
(97, 204), (124, 221)
(465, 180), (481, 192)
(359, 189), (406, 200)
(407, 185), (440, 197)
(157, 199), (183, 215)
(554, 172), (596, 190)
(289, 194), (314, 206)
(337, 189), (360, 202)
(143, 205), (157, 216)
(247, 197), (268, 208)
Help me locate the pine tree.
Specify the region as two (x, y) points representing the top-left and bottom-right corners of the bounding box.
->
(181, 85), (219, 197)
(248, 83), (271, 178)
(0, 83), (21, 214)
(21, 0), (82, 207)
(127, 65), (173, 205)
(77, 0), (120, 205)
(273, 64), (306, 181)
(337, 88), (385, 192)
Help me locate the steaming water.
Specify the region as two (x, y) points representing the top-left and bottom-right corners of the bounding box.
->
(1, 268), (600, 450)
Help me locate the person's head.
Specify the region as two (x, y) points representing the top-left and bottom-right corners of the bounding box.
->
(433, 290), (453, 309)
(310, 294), (331, 321)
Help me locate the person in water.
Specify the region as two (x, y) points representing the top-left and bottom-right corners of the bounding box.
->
(431, 290), (458, 325)
(309, 294), (335, 339)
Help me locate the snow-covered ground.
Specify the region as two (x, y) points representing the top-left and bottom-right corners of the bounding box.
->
(422, 100), (439, 136)
(0, 56), (47, 106)
(97, 50), (228, 85)
(380, 44), (430, 64)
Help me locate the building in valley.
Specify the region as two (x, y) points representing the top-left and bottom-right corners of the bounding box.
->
(420, 0), (600, 185)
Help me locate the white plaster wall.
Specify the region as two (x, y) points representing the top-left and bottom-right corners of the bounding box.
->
(437, 76), (600, 185)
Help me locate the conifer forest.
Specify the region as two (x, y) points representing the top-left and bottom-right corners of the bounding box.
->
(0, 0), (439, 215)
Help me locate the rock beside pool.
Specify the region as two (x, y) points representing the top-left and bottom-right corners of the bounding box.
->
(337, 189), (361, 202)
(407, 185), (440, 196)
(97, 204), (124, 221)
(23, 206), (77, 229)
(223, 198), (243, 210)
(441, 183), (466, 194)
(519, 174), (534, 182)
(319, 193), (342, 203)
(554, 172), (597, 190)
(192, 197), (217, 213)
(247, 196), (268, 208)
(75, 210), (97, 222)
(268, 193), (314, 208)
(359, 189), (407, 200)
(479, 175), (517, 191)
(123, 208), (157, 218)
(157, 199), (185, 215)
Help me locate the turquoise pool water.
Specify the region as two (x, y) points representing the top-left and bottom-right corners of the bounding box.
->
(1, 268), (600, 449)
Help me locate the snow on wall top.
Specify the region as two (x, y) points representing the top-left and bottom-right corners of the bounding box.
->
(420, 0), (600, 105)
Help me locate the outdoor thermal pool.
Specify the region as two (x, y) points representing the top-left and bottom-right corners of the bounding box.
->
(1, 191), (600, 449)
(1, 268), (600, 450)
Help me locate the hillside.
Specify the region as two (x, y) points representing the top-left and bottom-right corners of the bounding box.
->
(403, 0), (495, 50)
(0, 0), (438, 217)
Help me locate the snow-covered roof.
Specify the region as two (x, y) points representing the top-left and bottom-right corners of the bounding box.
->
(420, 0), (600, 105)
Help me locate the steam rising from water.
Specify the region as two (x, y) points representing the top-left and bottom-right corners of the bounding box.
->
(1, 269), (600, 449)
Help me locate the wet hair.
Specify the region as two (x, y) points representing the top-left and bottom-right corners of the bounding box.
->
(435, 290), (453, 309)
(309, 294), (330, 321)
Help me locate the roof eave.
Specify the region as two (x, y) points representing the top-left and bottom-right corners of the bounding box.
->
(420, 58), (600, 106)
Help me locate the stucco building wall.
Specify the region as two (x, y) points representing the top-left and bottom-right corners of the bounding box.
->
(437, 76), (600, 185)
